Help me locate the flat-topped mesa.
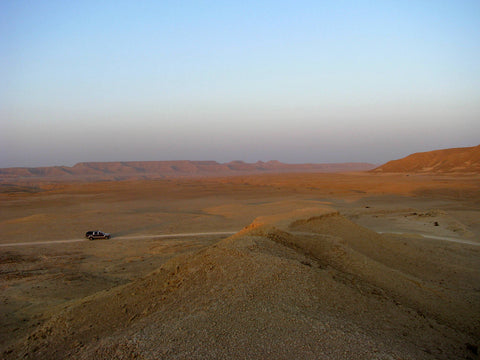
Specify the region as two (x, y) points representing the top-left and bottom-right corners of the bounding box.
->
(0, 161), (376, 181)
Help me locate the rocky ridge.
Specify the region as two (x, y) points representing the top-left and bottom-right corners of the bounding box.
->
(6, 208), (479, 359)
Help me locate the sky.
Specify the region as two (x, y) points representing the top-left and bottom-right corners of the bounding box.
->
(1, 0), (479, 168)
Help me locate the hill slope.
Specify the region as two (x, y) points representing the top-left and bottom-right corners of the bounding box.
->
(6, 208), (479, 359)
(373, 145), (480, 173)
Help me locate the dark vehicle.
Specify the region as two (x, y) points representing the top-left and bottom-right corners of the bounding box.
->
(85, 231), (111, 240)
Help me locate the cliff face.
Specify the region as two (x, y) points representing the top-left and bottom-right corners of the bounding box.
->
(373, 145), (480, 173)
(0, 161), (376, 180)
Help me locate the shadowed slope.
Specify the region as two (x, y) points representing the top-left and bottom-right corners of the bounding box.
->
(245, 210), (479, 334)
(6, 209), (479, 359)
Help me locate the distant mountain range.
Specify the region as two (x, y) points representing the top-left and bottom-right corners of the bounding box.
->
(373, 145), (480, 173)
(0, 161), (376, 181)
(3, 145), (478, 181)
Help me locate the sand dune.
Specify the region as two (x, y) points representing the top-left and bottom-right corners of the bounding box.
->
(7, 208), (478, 359)
(373, 144), (480, 173)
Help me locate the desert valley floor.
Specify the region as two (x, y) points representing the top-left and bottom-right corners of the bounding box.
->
(1, 172), (479, 359)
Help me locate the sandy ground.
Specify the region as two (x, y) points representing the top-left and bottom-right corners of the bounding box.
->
(0, 172), (479, 359)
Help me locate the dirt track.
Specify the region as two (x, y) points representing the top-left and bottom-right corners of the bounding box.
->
(376, 232), (480, 246)
(2, 230), (477, 248)
(0, 231), (238, 248)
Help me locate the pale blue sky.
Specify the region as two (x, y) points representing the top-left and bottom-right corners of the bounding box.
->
(1, 1), (479, 167)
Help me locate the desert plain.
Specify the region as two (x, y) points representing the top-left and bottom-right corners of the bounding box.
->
(1, 170), (479, 359)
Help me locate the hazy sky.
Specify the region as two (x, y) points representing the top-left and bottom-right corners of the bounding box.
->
(1, 1), (479, 167)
